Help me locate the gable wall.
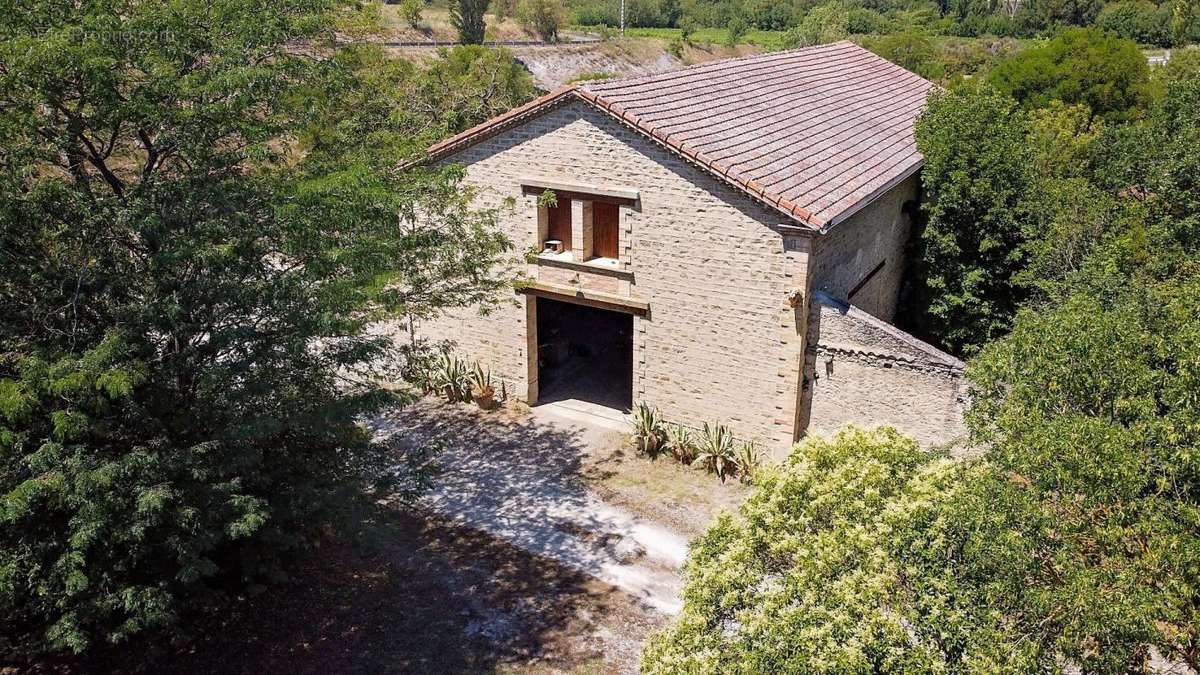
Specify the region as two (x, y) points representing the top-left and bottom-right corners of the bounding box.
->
(807, 173), (919, 322)
(406, 101), (811, 448)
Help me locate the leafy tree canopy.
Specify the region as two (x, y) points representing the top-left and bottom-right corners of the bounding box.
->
(904, 83), (1037, 355)
(987, 26), (1151, 120)
(0, 0), (528, 658)
(450, 0), (490, 43)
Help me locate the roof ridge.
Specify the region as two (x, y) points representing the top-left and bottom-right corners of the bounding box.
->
(581, 40), (859, 93)
(591, 50), (880, 116)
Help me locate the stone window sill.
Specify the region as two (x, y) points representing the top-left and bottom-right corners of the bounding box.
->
(536, 252), (633, 280)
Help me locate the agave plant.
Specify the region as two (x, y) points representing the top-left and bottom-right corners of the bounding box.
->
(664, 423), (696, 465)
(630, 401), (665, 456)
(468, 363), (497, 409)
(734, 440), (764, 485)
(434, 353), (471, 403)
(693, 421), (737, 482)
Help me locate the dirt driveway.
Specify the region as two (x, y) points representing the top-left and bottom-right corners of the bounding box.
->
(371, 399), (751, 617)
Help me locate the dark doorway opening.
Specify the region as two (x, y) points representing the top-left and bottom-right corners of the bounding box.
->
(535, 297), (633, 411)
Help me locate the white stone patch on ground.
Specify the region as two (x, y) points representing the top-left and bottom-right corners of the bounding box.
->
(371, 399), (691, 615)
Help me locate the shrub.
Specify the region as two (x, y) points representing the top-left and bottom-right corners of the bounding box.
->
(678, 16), (698, 43)
(518, 0), (567, 41)
(865, 31), (935, 75)
(725, 14), (748, 46)
(567, 70), (617, 83)
(400, 0), (425, 29)
(784, 2), (850, 48)
(493, 0), (519, 20)
(847, 7), (889, 34)
(666, 36), (685, 58)
(642, 427), (963, 672)
(986, 27), (1151, 120)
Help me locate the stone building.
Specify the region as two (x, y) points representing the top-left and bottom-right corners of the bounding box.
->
(409, 41), (967, 452)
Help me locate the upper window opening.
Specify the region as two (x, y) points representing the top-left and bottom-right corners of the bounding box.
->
(591, 202), (619, 260)
(546, 197), (572, 252)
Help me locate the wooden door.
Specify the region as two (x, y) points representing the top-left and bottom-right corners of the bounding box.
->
(592, 202), (619, 259)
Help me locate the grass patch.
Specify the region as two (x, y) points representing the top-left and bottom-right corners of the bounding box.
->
(615, 26), (790, 49)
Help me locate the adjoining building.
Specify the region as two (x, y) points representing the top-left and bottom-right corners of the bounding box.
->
(409, 41), (967, 452)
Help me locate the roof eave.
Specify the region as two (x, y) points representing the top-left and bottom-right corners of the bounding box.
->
(818, 160), (924, 234)
(410, 86), (582, 169)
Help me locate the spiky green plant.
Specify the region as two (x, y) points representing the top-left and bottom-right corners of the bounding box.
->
(468, 363), (493, 395)
(735, 441), (764, 485)
(693, 422), (737, 482)
(664, 423), (697, 465)
(630, 401), (665, 456)
(434, 353), (471, 402)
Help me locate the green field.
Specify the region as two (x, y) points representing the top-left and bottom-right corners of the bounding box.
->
(613, 26), (791, 49)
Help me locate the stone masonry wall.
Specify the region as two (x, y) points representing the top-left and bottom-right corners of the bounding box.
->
(405, 100), (812, 448)
(807, 173), (919, 323)
(801, 292), (968, 448)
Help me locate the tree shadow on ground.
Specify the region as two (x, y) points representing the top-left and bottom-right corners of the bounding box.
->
(15, 400), (664, 675)
(68, 505), (655, 675)
(370, 401), (637, 576)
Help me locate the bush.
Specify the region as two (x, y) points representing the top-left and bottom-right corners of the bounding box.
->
(518, 0), (567, 41)
(725, 14), (749, 45)
(846, 7), (890, 33)
(642, 427), (967, 672)
(743, 0), (797, 30)
(493, 0), (519, 20)
(784, 2), (850, 47)
(678, 16), (698, 42)
(987, 27), (1151, 120)
(865, 31), (936, 74)
(1097, 0), (1171, 46)
(400, 0), (425, 29)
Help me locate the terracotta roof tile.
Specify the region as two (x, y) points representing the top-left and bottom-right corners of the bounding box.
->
(422, 41), (935, 231)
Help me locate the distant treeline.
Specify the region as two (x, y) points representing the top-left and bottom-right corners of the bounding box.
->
(568, 0), (1199, 46)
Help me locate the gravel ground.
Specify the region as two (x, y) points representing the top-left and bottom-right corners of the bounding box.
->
(372, 399), (745, 616)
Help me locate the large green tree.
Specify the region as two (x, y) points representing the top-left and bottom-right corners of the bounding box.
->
(0, 0), (520, 658)
(987, 27), (1151, 120)
(450, 0), (490, 43)
(904, 84), (1037, 355)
